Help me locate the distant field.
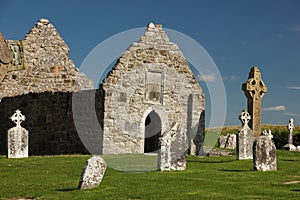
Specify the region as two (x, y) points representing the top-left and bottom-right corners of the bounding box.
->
(0, 151), (299, 199)
(204, 125), (300, 148)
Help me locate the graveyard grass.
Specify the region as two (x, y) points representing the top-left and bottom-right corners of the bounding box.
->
(0, 150), (300, 199)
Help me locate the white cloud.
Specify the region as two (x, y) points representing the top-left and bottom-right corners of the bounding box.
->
(262, 105), (286, 111)
(223, 75), (237, 81)
(283, 112), (300, 117)
(288, 25), (300, 32)
(197, 73), (217, 82)
(288, 86), (300, 90)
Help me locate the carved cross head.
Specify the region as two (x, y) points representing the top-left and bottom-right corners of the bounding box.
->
(240, 109), (251, 127)
(242, 66), (268, 100)
(10, 109), (26, 127)
(288, 118), (294, 131)
(262, 129), (273, 139)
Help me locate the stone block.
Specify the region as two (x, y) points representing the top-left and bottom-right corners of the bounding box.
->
(236, 126), (253, 160)
(253, 134), (277, 171)
(78, 156), (107, 190)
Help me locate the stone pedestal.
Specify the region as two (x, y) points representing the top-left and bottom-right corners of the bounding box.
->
(283, 144), (296, 151)
(78, 156), (107, 190)
(253, 130), (277, 171)
(7, 127), (28, 158)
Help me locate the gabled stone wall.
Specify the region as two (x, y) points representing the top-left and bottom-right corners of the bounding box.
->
(102, 23), (205, 154)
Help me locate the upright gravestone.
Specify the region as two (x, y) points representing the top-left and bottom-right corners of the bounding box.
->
(158, 122), (186, 171)
(237, 110), (254, 160)
(283, 118), (296, 151)
(7, 109), (29, 158)
(253, 130), (277, 171)
(242, 66), (268, 138)
(78, 156), (107, 190)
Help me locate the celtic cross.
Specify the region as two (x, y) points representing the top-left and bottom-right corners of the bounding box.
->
(240, 110), (251, 128)
(10, 109), (26, 127)
(287, 118), (294, 145)
(242, 66), (268, 137)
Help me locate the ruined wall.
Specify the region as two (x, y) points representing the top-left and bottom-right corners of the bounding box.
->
(0, 90), (104, 155)
(0, 18), (96, 155)
(102, 23), (205, 154)
(0, 18), (93, 99)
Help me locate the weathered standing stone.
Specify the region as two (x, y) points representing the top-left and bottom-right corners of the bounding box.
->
(158, 122), (186, 171)
(253, 130), (277, 171)
(218, 135), (227, 148)
(218, 134), (236, 149)
(242, 66), (268, 138)
(7, 109), (29, 158)
(237, 110), (254, 160)
(225, 134), (236, 149)
(78, 156), (107, 190)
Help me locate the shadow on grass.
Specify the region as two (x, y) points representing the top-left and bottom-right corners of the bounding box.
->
(187, 160), (235, 164)
(281, 159), (300, 162)
(55, 188), (78, 192)
(219, 169), (253, 172)
(291, 189), (300, 192)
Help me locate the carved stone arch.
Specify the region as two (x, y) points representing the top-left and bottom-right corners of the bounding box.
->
(140, 107), (168, 153)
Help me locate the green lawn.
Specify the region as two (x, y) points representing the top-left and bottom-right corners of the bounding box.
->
(0, 151), (299, 199)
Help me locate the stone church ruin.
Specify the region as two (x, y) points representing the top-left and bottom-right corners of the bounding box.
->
(0, 19), (205, 156)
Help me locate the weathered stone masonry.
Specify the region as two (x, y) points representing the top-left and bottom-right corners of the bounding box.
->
(0, 20), (205, 156)
(0, 19), (94, 155)
(101, 23), (205, 155)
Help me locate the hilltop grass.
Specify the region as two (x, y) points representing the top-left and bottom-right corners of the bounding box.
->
(0, 151), (299, 199)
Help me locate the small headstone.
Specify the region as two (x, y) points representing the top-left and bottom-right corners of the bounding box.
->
(218, 135), (227, 148)
(296, 146), (300, 152)
(253, 130), (277, 171)
(225, 134), (236, 149)
(283, 118), (295, 151)
(78, 156), (107, 190)
(7, 109), (29, 158)
(237, 110), (254, 160)
(158, 122), (186, 171)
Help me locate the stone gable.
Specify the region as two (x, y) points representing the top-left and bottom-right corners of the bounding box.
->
(0, 18), (93, 99)
(101, 23), (205, 155)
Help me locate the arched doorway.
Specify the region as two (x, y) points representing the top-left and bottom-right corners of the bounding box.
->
(144, 110), (161, 153)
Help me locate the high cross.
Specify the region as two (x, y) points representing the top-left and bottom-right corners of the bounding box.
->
(242, 66), (267, 137)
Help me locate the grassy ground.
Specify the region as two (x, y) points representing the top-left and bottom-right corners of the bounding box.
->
(0, 151), (299, 199)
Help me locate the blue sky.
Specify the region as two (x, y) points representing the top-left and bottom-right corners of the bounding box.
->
(1, 0), (300, 126)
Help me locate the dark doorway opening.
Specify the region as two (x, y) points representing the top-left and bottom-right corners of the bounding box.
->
(144, 110), (161, 153)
